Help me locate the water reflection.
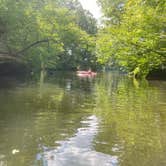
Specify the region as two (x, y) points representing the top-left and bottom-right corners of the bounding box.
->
(36, 115), (118, 166)
(94, 73), (166, 166)
(0, 72), (166, 166)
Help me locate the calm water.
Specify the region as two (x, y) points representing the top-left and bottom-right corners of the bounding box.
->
(0, 72), (166, 166)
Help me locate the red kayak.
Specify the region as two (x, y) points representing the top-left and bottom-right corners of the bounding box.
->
(76, 71), (97, 77)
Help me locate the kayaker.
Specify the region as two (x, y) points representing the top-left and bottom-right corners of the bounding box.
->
(88, 68), (92, 74)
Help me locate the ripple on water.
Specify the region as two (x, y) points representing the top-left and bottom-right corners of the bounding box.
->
(35, 115), (118, 166)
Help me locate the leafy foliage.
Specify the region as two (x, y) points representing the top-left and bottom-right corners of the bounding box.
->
(97, 0), (166, 77)
(0, 0), (165, 77)
(0, 0), (98, 71)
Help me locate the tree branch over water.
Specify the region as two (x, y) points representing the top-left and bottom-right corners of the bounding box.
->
(0, 38), (59, 58)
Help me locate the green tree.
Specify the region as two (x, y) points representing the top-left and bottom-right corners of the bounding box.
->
(0, 0), (98, 72)
(97, 0), (166, 78)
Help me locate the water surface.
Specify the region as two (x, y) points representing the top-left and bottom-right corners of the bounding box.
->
(0, 72), (166, 166)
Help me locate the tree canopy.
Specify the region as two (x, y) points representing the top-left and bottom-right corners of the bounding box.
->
(97, 0), (166, 78)
(0, 0), (98, 71)
(0, 0), (165, 78)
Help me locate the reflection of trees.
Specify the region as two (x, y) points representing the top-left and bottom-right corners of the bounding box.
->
(1, 72), (165, 165)
(0, 73), (96, 166)
(94, 73), (166, 166)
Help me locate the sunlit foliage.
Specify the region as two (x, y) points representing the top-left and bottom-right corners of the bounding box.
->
(97, 0), (166, 77)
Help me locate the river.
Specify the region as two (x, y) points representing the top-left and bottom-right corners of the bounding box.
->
(0, 72), (166, 166)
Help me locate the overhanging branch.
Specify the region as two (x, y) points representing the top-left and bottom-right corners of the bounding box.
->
(16, 38), (59, 56)
(0, 38), (59, 58)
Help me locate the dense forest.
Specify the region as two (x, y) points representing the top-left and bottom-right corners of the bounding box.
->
(97, 0), (166, 78)
(0, 0), (165, 78)
(0, 0), (98, 72)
